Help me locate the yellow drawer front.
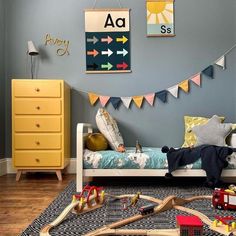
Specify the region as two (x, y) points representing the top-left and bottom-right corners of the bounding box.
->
(13, 80), (61, 98)
(15, 134), (61, 150)
(14, 99), (61, 115)
(15, 117), (61, 132)
(14, 151), (61, 167)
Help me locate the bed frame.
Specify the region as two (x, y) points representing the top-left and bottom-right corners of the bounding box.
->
(76, 123), (236, 192)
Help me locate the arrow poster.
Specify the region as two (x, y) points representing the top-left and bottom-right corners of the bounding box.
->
(85, 9), (131, 73)
(147, 0), (175, 37)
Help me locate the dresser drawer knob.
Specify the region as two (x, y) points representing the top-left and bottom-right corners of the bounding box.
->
(35, 88), (40, 92)
(35, 158), (40, 163)
(36, 123), (40, 128)
(36, 106), (40, 110)
(36, 141), (40, 145)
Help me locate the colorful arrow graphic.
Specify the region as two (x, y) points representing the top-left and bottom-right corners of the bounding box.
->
(101, 49), (113, 57)
(116, 62), (128, 70)
(86, 36), (98, 44)
(101, 62), (113, 70)
(87, 63), (98, 70)
(116, 35), (128, 44)
(87, 49), (99, 57)
(117, 48), (128, 57)
(101, 36), (113, 44)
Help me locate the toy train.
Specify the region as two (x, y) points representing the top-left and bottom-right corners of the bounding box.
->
(138, 204), (157, 215)
(212, 188), (236, 210)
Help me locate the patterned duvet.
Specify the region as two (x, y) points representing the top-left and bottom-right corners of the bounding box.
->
(83, 147), (203, 169)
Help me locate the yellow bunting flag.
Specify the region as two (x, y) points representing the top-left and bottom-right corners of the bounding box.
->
(178, 80), (189, 93)
(132, 96), (144, 108)
(88, 93), (99, 105)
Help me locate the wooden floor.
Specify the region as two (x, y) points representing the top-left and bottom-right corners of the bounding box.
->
(0, 173), (75, 236)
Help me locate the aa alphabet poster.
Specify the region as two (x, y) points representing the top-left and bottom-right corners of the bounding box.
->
(85, 9), (131, 73)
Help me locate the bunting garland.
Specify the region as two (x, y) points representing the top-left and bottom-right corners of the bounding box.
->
(86, 43), (236, 109)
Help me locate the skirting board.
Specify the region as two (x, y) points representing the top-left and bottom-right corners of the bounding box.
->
(0, 158), (77, 175)
(0, 159), (7, 176)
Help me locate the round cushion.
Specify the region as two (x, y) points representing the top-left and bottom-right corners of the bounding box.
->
(86, 133), (108, 151)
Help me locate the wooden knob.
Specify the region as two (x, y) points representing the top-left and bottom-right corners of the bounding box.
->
(36, 123), (40, 128)
(36, 106), (40, 110)
(36, 141), (40, 145)
(35, 158), (40, 162)
(35, 88), (40, 92)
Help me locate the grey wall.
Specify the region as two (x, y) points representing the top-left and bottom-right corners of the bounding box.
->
(3, 0), (236, 158)
(0, 0), (5, 158)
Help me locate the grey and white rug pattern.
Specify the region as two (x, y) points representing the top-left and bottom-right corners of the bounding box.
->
(20, 179), (236, 236)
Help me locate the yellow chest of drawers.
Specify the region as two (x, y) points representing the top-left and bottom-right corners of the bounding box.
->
(12, 79), (70, 181)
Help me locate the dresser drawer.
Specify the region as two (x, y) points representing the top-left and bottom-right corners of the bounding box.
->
(13, 80), (61, 98)
(15, 134), (61, 150)
(15, 117), (61, 132)
(14, 99), (61, 115)
(14, 151), (61, 167)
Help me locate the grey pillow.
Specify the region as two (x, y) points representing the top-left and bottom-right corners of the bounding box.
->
(192, 115), (232, 147)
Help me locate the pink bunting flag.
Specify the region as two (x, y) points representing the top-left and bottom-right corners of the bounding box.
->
(99, 96), (110, 107)
(144, 93), (155, 106)
(191, 73), (201, 86)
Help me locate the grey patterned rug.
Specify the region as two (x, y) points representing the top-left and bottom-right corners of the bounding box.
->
(20, 178), (236, 236)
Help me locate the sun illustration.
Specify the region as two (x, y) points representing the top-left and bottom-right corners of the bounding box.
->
(147, 1), (173, 24)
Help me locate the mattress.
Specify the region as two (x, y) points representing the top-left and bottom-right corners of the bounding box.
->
(83, 147), (203, 169)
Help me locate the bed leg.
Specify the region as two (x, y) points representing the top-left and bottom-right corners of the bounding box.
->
(76, 174), (83, 193)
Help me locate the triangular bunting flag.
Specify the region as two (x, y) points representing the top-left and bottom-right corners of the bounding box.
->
(202, 65), (214, 78)
(215, 56), (225, 70)
(132, 96), (144, 108)
(144, 93), (155, 106)
(121, 97), (132, 109)
(156, 90), (168, 103)
(110, 97), (121, 109)
(178, 80), (189, 93)
(191, 73), (201, 87)
(88, 93), (99, 105)
(167, 85), (178, 98)
(99, 96), (110, 107)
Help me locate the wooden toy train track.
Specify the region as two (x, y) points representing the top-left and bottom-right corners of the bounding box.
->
(40, 186), (236, 236)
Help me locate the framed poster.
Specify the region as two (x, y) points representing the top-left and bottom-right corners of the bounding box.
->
(85, 9), (131, 73)
(146, 0), (175, 37)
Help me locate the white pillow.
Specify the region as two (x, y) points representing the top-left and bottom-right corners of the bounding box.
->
(96, 108), (124, 151)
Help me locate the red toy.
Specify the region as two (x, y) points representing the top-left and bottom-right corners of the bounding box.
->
(176, 215), (203, 236)
(212, 188), (236, 210)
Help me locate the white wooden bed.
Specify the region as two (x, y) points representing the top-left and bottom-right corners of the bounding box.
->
(76, 123), (236, 192)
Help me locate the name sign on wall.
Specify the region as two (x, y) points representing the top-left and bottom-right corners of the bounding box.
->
(85, 9), (131, 73)
(44, 33), (70, 56)
(146, 0), (175, 37)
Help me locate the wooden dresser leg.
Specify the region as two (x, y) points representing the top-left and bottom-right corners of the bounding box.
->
(16, 170), (22, 181)
(55, 170), (62, 181)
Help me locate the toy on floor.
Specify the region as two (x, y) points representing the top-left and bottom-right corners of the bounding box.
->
(138, 204), (157, 215)
(176, 215), (203, 236)
(129, 191), (141, 207)
(40, 185), (236, 236)
(121, 197), (128, 210)
(212, 187), (236, 210)
(213, 216), (236, 233)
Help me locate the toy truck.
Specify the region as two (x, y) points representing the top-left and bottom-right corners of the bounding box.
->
(212, 188), (236, 210)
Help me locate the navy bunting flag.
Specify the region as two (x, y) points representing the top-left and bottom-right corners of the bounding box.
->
(156, 90), (168, 103)
(110, 97), (122, 109)
(202, 65), (214, 79)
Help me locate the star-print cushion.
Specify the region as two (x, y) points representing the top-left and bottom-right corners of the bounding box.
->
(192, 115), (232, 147)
